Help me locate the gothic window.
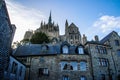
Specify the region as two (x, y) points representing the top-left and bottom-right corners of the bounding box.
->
(60, 61), (68, 70)
(39, 68), (49, 76)
(78, 46), (84, 54)
(117, 50), (120, 56)
(115, 40), (119, 46)
(11, 62), (18, 74)
(70, 62), (77, 70)
(62, 75), (70, 80)
(60, 61), (77, 71)
(62, 45), (69, 54)
(98, 58), (108, 67)
(80, 61), (87, 71)
(80, 76), (87, 80)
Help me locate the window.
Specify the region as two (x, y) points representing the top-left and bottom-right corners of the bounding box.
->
(60, 61), (68, 70)
(11, 62), (18, 74)
(62, 45), (68, 54)
(80, 61), (87, 71)
(39, 68), (49, 76)
(115, 40), (119, 46)
(19, 66), (22, 76)
(117, 50), (120, 56)
(98, 58), (108, 67)
(78, 47), (84, 54)
(42, 45), (48, 51)
(70, 62), (77, 70)
(96, 46), (107, 54)
(80, 76), (87, 80)
(60, 61), (77, 71)
(62, 75), (70, 80)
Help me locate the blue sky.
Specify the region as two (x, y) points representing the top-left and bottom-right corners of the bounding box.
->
(5, 0), (120, 42)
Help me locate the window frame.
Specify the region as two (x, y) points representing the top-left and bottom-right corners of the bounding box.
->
(62, 45), (69, 54)
(80, 61), (87, 71)
(78, 46), (84, 54)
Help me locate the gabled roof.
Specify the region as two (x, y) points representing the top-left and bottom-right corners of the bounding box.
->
(69, 23), (77, 28)
(100, 31), (118, 43)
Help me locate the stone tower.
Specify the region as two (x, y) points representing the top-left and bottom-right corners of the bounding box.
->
(65, 21), (81, 45)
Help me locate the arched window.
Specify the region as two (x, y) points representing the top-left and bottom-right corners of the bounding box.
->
(78, 46), (84, 54)
(42, 45), (47, 50)
(60, 61), (68, 70)
(80, 61), (87, 71)
(70, 62), (77, 70)
(62, 45), (68, 54)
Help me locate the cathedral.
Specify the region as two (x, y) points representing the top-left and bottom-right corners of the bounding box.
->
(17, 12), (120, 80)
(24, 12), (81, 45)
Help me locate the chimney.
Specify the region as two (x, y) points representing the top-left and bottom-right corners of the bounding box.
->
(94, 35), (99, 42)
(82, 34), (87, 45)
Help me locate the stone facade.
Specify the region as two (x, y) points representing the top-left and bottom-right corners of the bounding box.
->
(13, 35), (120, 80)
(85, 41), (116, 80)
(30, 54), (92, 80)
(4, 56), (26, 80)
(24, 30), (33, 40)
(101, 31), (120, 78)
(64, 20), (81, 45)
(0, 0), (15, 79)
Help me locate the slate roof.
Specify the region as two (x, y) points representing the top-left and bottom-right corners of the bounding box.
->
(14, 44), (61, 56)
(100, 31), (118, 43)
(14, 42), (88, 56)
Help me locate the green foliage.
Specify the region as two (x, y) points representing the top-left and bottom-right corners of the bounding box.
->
(30, 32), (50, 44)
(21, 39), (29, 42)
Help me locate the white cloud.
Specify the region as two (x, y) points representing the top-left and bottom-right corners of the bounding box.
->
(6, 0), (46, 42)
(93, 15), (120, 33)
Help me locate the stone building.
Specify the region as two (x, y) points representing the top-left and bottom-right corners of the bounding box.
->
(13, 42), (93, 80)
(4, 56), (26, 80)
(0, 0), (16, 79)
(0, 1), (26, 80)
(85, 41), (116, 80)
(100, 31), (120, 78)
(64, 20), (81, 45)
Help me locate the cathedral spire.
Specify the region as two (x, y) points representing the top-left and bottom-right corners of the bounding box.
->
(65, 19), (68, 35)
(48, 11), (52, 24)
(65, 19), (68, 27)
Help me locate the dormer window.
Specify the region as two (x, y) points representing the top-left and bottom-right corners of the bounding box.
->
(62, 45), (68, 54)
(42, 45), (48, 51)
(78, 46), (84, 54)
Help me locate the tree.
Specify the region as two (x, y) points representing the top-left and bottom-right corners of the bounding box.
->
(30, 32), (50, 44)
